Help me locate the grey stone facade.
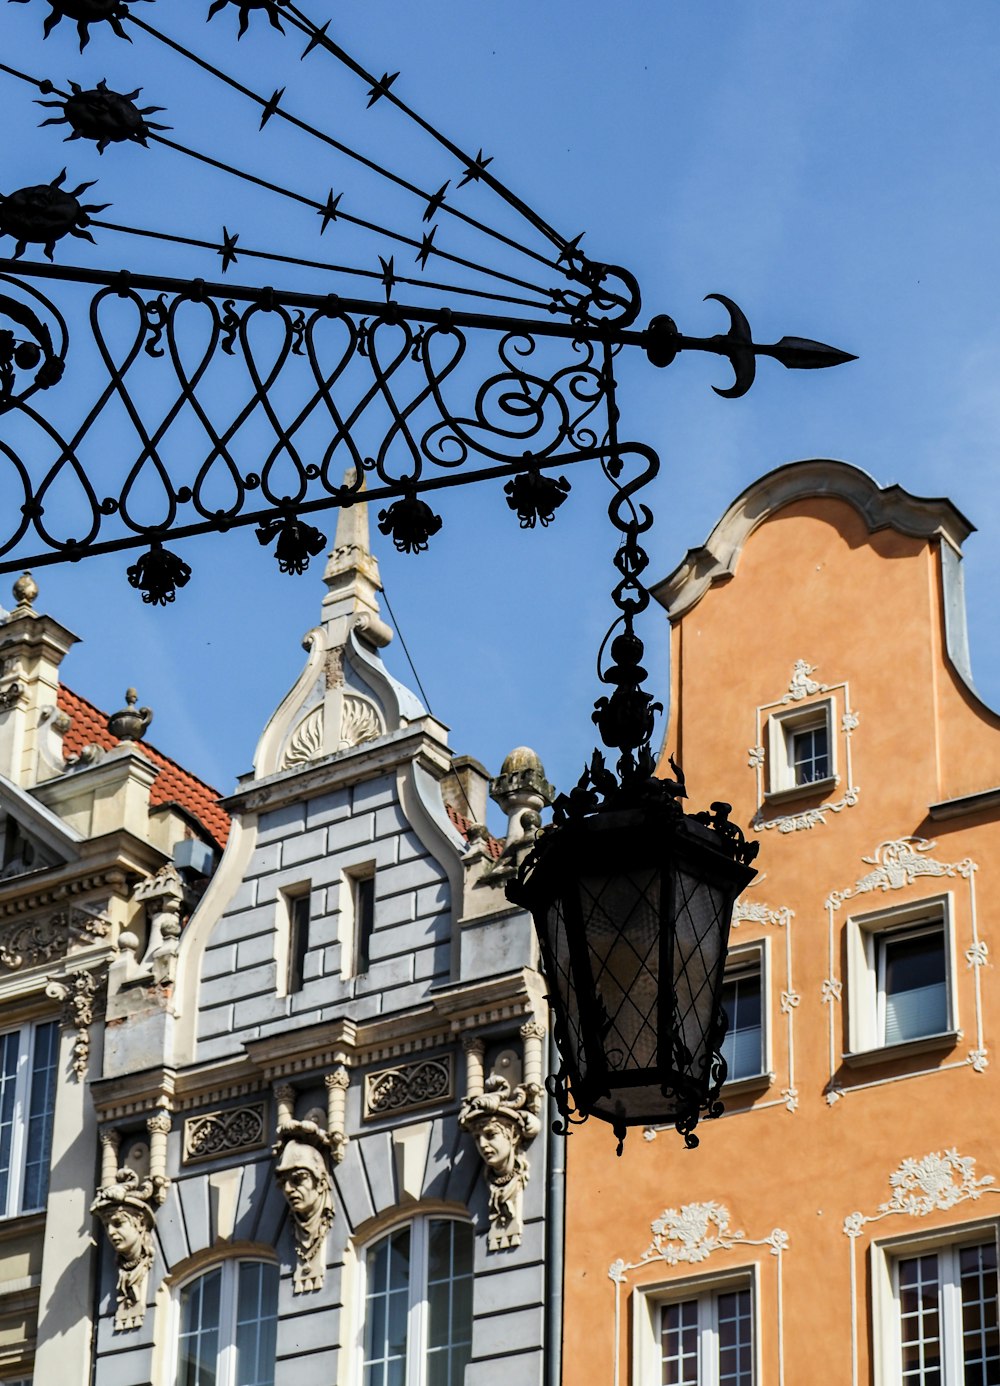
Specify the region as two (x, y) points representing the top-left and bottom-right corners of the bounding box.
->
(87, 496), (558, 1386)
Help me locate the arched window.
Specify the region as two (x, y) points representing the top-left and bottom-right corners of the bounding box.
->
(362, 1217), (473, 1386)
(175, 1259), (278, 1386)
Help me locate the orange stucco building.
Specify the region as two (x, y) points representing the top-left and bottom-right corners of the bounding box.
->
(562, 460), (1000, 1386)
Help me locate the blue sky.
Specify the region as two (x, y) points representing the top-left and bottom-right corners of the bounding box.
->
(2, 1), (999, 831)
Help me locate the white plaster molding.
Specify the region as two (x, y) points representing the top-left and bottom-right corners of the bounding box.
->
(823, 838), (984, 1100)
(174, 813), (258, 1066)
(753, 786), (860, 835)
(745, 663), (860, 836)
(652, 459), (973, 622)
(282, 705), (325, 768)
(609, 1200), (788, 1386)
(842, 1150), (1000, 1386)
(253, 625), (327, 779)
(339, 693), (384, 750)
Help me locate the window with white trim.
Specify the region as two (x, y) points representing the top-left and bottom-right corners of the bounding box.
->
(847, 898), (955, 1057)
(659, 1285), (754, 1385)
(174, 1259), (278, 1386)
(720, 953), (765, 1085)
(361, 1216), (472, 1386)
(765, 700), (836, 798)
(0, 1020), (57, 1218)
(891, 1239), (998, 1384)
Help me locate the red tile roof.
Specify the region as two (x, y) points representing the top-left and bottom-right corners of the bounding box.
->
(445, 802), (504, 860)
(57, 685), (231, 848)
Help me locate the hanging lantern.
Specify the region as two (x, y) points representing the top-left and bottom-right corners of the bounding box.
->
(509, 773), (757, 1154)
(507, 450), (758, 1154)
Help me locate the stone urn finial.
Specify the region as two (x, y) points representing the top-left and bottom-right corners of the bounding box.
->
(12, 572), (38, 609)
(107, 689), (153, 742)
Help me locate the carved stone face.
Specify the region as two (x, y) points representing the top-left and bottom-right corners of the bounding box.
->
(475, 1119), (515, 1172)
(280, 1166), (322, 1217)
(104, 1207), (145, 1260)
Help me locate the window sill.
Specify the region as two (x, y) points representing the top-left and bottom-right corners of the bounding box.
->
(0, 1210), (45, 1242)
(722, 1071), (774, 1098)
(842, 1030), (960, 1069)
(763, 775), (840, 806)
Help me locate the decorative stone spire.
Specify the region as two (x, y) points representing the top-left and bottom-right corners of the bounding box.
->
(321, 469), (392, 650)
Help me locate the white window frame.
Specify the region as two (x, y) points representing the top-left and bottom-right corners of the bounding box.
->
(765, 698), (837, 801)
(354, 1214), (473, 1386)
(0, 1019), (58, 1220)
(871, 1220), (1000, 1386)
(846, 895), (957, 1061)
(632, 1265), (760, 1386)
(168, 1256), (278, 1386)
(720, 941), (770, 1092)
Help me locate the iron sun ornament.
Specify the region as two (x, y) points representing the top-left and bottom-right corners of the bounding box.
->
(37, 80), (169, 154)
(0, 170), (108, 260)
(9, 0), (151, 51)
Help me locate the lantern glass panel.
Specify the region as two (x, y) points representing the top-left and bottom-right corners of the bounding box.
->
(670, 870), (732, 1087)
(547, 896), (586, 1078)
(580, 868), (660, 1074)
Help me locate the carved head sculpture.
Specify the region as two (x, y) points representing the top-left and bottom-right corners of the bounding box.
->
(459, 1075), (542, 1248)
(274, 1136), (334, 1293)
(91, 1169), (158, 1330)
(275, 1137), (330, 1216)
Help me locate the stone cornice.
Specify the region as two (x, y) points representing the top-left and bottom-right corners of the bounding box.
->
(34, 746), (161, 805)
(223, 724), (454, 815)
(93, 971), (545, 1119)
(653, 459), (974, 622)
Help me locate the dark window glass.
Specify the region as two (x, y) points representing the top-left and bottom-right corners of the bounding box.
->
(356, 874), (376, 974)
(791, 724), (829, 785)
(287, 892), (311, 993)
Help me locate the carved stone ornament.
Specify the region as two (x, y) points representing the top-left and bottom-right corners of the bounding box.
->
(459, 1031), (543, 1252)
(283, 705), (325, 767)
(0, 901), (110, 971)
(340, 693), (383, 749)
(183, 1104), (267, 1163)
(46, 968), (102, 1078)
(365, 1056), (452, 1119)
(274, 1133), (335, 1293)
(91, 1167), (164, 1330)
(272, 1071), (349, 1293)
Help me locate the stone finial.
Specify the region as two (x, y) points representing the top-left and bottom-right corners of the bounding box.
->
(91, 1166), (164, 1330)
(107, 689), (153, 742)
(12, 572), (38, 610)
(491, 748), (554, 840)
